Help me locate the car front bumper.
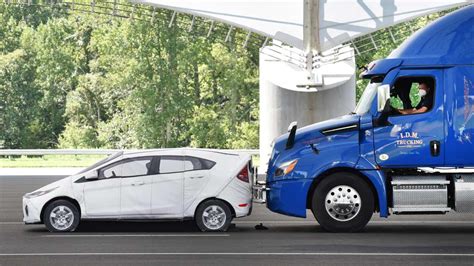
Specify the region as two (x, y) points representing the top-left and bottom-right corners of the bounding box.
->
(22, 197), (42, 224)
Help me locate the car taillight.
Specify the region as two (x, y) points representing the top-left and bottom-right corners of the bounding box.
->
(237, 166), (249, 183)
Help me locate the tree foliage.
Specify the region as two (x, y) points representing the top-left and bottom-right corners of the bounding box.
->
(0, 4), (259, 149)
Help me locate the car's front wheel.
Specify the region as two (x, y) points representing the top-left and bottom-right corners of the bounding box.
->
(43, 200), (80, 232)
(195, 200), (233, 232)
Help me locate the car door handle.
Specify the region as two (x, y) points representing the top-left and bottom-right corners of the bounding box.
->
(189, 175), (204, 179)
(131, 181), (145, 186)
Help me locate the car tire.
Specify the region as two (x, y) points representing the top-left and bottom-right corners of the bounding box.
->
(311, 172), (374, 232)
(43, 200), (80, 233)
(195, 200), (233, 232)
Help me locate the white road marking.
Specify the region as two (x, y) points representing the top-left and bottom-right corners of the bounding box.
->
(42, 234), (229, 238)
(235, 220), (474, 224)
(0, 252), (473, 257)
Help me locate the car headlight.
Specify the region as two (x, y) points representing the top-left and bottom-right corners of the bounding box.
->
(274, 159), (298, 177)
(24, 186), (58, 199)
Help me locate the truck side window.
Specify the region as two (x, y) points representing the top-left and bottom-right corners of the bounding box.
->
(390, 77), (435, 115)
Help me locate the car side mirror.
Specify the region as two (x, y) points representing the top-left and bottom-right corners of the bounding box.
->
(377, 84), (390, 112)
(84, 170), (98, 180)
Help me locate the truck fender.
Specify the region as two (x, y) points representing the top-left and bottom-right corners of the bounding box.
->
(307, 166), (389, 218)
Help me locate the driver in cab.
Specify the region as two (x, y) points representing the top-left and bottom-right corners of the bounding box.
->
(398, 82), (432, 114)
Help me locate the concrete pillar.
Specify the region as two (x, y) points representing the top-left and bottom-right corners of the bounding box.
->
(259, 48), (356, 173)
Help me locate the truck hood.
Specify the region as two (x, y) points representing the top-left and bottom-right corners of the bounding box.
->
(274, 114), (360, 150)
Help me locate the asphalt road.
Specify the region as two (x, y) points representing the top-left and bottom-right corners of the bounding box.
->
(1, 175), (474, 265)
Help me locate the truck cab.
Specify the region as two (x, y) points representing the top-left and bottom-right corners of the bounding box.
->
(254, 5), (474, 232)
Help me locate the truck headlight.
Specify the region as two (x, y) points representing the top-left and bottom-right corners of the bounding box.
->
(24, 187), (58, 199)
(275, 159), (298, 177)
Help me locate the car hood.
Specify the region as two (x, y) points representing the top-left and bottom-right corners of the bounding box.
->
(27, 176), (72, 195)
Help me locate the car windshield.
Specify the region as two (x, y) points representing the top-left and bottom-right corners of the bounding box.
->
(76, 151), (123, 175)
(354, 82), (381, 115)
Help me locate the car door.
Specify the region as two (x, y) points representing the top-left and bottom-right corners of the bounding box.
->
(151, 155), (185, 218)
(119, 156), (155, 218)
(83, 161), (122, 217)
(183, 156), (215, 212)
(373, 69), (445, 167)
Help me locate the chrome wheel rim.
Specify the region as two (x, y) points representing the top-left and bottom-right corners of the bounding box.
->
(202, 205), (226, 230)
(49, 205), (74, 231)
(325, 185), (361, 222)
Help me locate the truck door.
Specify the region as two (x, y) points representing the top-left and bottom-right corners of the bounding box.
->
(444, 66), (474, 167)
(373, 69), (445, 167)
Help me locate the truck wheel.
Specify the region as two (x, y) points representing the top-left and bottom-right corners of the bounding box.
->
(311, 172), (374, 232)
(195, 200), (233, 232)
(43, 200), (80, 232)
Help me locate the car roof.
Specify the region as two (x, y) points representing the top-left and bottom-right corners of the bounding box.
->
(122, 148), (241, 157)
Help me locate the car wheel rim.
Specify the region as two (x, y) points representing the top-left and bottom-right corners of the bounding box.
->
(202, 205), (226, 230)
(325, 185), (361, 222)
(49, 205), (74, 231)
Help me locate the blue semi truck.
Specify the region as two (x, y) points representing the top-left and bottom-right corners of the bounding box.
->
(254, 5), (474, 232)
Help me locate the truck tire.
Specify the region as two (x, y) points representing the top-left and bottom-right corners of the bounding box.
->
(43, 199), (80, 232)
(311, 172), (374, 232)
(195, 199), (233, 232)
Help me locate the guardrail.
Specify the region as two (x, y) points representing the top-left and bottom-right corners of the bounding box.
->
(0, 149), (259, 156)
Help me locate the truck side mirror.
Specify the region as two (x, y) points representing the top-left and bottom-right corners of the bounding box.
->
(377, 84), (390, 112)
(374, 99), (393, 127)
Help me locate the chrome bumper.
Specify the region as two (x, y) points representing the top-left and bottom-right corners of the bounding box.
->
(253, 182), (269, 204)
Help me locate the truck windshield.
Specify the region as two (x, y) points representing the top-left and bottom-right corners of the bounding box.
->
(354, 82), (380, 115)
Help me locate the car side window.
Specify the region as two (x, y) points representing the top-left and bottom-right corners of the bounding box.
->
(184, 157), (202, 171)
(157, 156), (216, 173)
(101, 163), (121, 179)
(184, 156), (216, 171)
(120, 158), (154, 177)
(99, 157), (155, 178)
(159, 156), (184, 174)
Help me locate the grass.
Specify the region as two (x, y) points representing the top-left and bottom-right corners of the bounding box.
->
(0, 155), (107, 168)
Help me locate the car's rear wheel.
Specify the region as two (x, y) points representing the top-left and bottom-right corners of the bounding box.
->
(311, 172), (374, 232)
(43, 200), (80, 232)
(195, 200), (232, 232)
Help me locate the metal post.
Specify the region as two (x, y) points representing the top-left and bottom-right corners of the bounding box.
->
(151, 7), (156, 24)
(188, 15), (195, 32)
(243, 31), (251, 48)
(207, 20), (214, 38)
(112, 0), (117, 16)
(388, 28), (396, 43)
(130, 4), (136, 20)
(225, 26), (233, 42)
(168, 11), (176, 28)
(369, 33), (378, 50)
(350, 39), (360, 56)
(262, 37), (269, 48)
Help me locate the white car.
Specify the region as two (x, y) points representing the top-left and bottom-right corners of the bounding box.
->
(23, 148), (253, 232)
